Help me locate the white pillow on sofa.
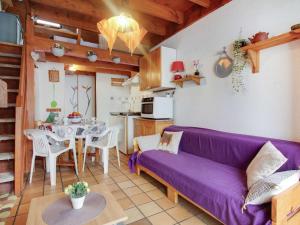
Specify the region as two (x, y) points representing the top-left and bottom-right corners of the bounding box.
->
(136, 134), (161, 152)
(243, 170), (300, 209)
(246, 141), (287, 188)
(158, 131), (183, 154)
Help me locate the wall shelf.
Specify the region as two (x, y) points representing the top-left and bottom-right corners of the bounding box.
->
(172, 75), (203, 88)
(46, 108), (61, 112)
(241, 29), (300, 73)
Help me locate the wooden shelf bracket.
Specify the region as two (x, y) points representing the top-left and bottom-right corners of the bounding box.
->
(242, 29), (300, 74)
(172, 75), (202, 88)
(247, 49), (260, 74)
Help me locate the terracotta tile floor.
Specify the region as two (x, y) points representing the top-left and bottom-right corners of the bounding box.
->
(3, 152), (221, 225)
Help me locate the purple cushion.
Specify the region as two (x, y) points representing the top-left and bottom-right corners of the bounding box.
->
(138, 150), (271, 225)
(165, 126), (300, 170)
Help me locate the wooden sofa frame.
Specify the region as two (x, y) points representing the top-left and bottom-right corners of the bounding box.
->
(134, 142), (300, 225)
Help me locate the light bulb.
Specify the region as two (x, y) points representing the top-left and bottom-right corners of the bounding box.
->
(69, 65), (77, 71)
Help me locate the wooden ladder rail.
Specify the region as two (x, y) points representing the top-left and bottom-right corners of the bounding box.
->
(14, 46), (26, 196)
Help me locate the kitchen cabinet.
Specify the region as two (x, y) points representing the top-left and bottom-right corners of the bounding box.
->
(140, 46), (176, 91)
(134, 118), (174, 137)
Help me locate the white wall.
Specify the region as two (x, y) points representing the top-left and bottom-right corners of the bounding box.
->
(96, 74), (130, 123)
(155, 0), (300, 140)
(34, 62), (65, 121)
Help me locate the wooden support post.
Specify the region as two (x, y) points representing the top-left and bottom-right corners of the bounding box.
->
(76, 28), (81, 45)
(247, 49), (260, 74)
(77, 138), (83, 174)
(95, 148), (100, 163)
(167, 186), (178, 203)
(136, 166), (141, 176)
(25, 15), (35, 173)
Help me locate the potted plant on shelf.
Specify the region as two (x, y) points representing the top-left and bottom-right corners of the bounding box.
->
(52, 43), (65, 57)
(193, 60), (200, 76)
(87, 50), (97, 62)
(64, 181), (90, 209)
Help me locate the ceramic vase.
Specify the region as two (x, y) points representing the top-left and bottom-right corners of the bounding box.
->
(70, 195), (86, 209)
(52, 47), (64, 57)
(88, 54), (97, 62)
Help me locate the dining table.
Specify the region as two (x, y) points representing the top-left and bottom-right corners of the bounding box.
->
(51, 120), (106, 174)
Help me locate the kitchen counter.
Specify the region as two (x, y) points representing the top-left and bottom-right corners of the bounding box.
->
(134, 117), (174, 137)
(110, 112), (141, 116)
(133, 117), (173, 122)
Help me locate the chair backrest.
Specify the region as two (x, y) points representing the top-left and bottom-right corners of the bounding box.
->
(107, 126), (120, 149)
(54, 126), (77, 139)
(84, 122), (106, 136)
(24, 129), (50, 156)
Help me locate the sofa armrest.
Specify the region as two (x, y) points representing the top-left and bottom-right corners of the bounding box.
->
(272, 182), (300, 225)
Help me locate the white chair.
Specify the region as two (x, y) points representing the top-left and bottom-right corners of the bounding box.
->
(82, 126), (120, 174)
(24, 128), (78, 186)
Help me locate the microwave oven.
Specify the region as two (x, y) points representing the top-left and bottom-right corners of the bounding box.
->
(141, 97), (173, 119)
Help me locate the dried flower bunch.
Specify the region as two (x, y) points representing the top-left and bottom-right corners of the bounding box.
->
(64, 181), (90, 198)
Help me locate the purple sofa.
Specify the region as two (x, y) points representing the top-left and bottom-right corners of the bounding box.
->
(136, 126), (300, 225)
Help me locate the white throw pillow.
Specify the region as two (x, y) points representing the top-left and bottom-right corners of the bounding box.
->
(243, 170), (300, 209)
(246, 141), (287, 189)
(158, 131), (183, 154)
(136, 134), (161, 152)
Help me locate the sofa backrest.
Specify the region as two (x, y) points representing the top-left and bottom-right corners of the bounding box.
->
(165, 126), (300, 171)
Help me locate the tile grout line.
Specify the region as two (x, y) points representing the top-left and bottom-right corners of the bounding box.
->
(88, 156), (152, 224)
(108, 158), (174, 224)
(109, 157), (195, 224)
(9, 153), (206, 225)
(57, 154), (198, 225)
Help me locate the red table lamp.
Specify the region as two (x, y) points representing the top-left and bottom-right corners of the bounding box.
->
(171, 61), (185, 80)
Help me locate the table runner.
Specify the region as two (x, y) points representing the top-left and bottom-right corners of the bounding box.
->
(42, 192), (106, 225)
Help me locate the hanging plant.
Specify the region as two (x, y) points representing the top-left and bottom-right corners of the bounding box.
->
(52, 43), (65, 57)
(87, 50), (97, 62)
(231, 39), (248, 93)
(232, 39), (248, 74)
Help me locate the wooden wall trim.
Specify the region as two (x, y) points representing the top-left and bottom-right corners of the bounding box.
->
(29, 36), (140, 66)
(45, 54), (139, 72)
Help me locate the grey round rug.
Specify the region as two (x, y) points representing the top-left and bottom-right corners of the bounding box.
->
(42, 192), (106, 225)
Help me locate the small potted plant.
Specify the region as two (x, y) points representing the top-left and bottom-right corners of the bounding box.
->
(87, 50), (97, 62)
(52, 43), (65, 57)
(193, 60), (200, 76)
(64, 181), (90, 209)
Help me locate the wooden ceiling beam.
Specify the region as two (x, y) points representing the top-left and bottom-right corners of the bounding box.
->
(168, 0), (231, 39)
(34, 25), (78, 39)
(109, 0), (184, 24)
(65, 70), (96, 76)
(188, 0), (210, 8)
(2, 0), (13, 10)
(30, 1), (168, 36)
(67, 66), (131, 77)
(45, 54), (139, 72)
(29, 35), (141, 66)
